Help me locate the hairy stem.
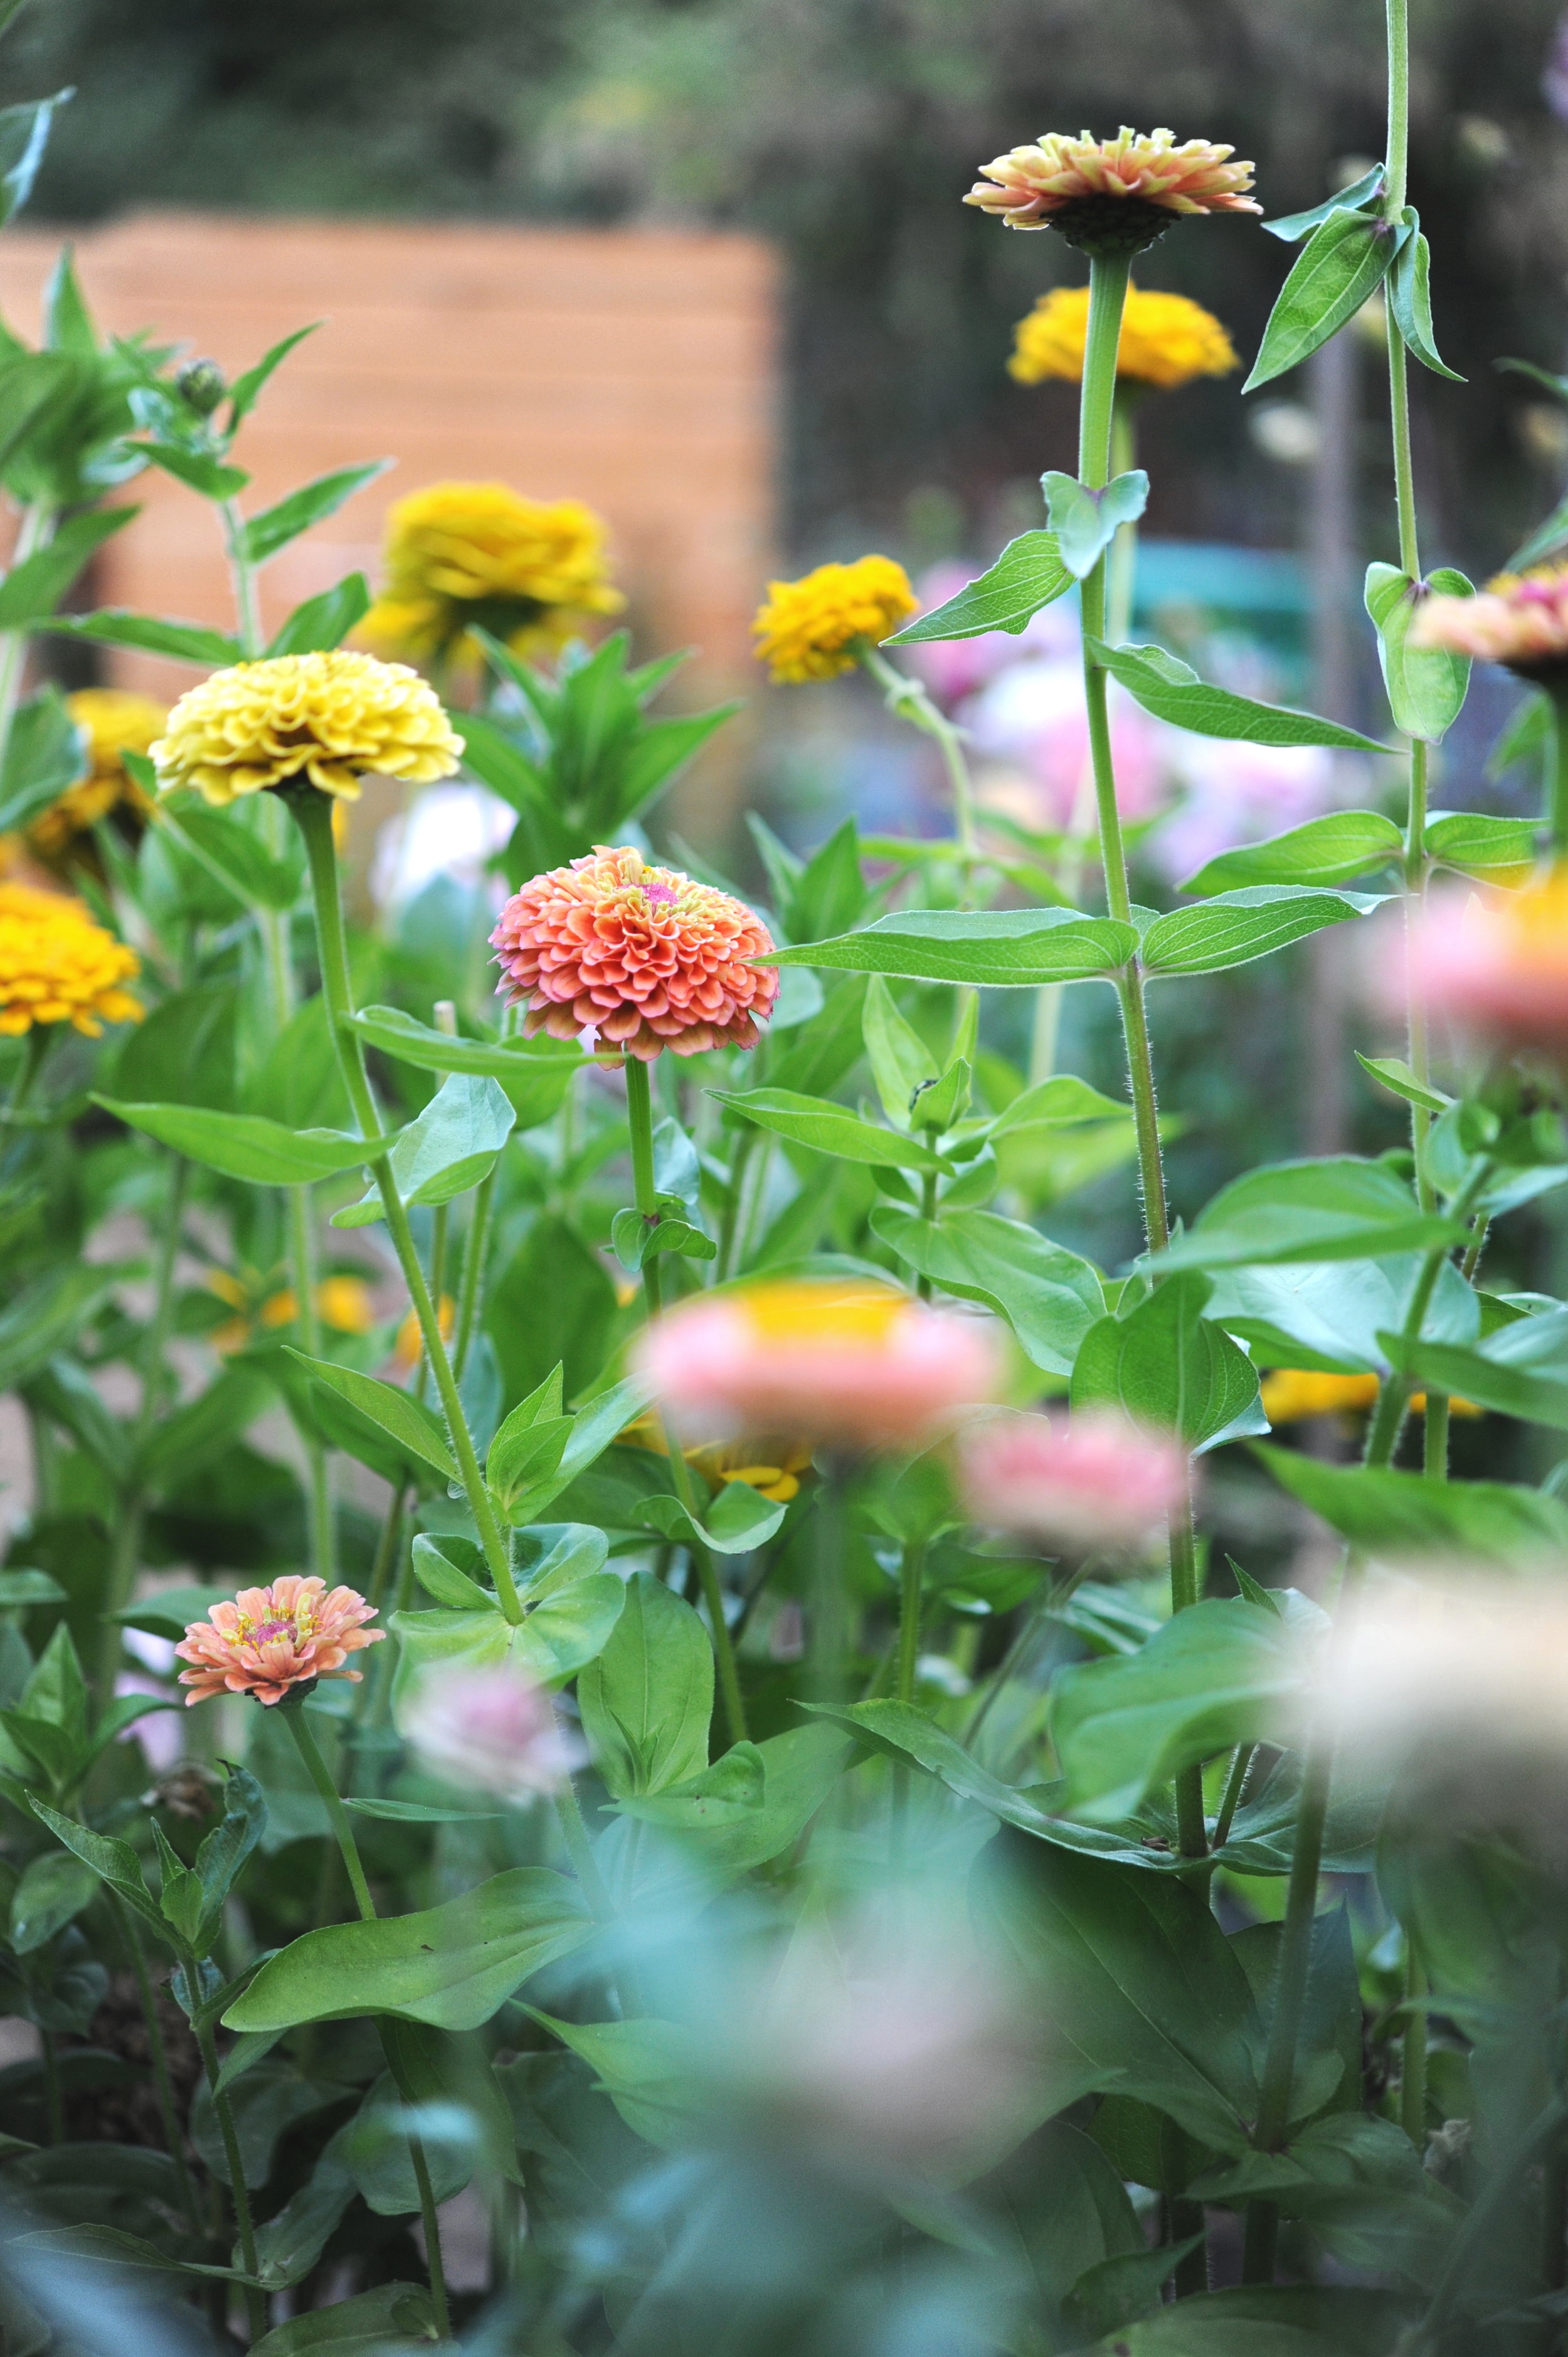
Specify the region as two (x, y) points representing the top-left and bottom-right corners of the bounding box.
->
(194, 2013), (266, 2339)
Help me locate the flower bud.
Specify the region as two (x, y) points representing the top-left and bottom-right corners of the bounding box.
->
(176, 358), (228, 416)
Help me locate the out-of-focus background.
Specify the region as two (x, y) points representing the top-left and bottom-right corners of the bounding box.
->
(8, 0), (1568, 1294)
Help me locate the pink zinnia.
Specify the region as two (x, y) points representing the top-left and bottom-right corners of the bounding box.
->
(176, 1576), (384, 1707)
(1404, 873), (1568, 1053)
(490, 844), (780, 1062)
(960, 1409), (1188, 1551)
(403, 1664), (585, 1803)
(638, 1279), (1002, 1453)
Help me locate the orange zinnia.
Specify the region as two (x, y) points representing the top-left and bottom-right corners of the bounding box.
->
(176, 1575), (384, 1707)
(965, 127), (1259, 254)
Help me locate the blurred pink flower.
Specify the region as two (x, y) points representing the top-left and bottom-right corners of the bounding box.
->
(1403, 873), (1568, 1054)
(1150, 738), (1340, 884)
(404, 1663), (585, 1802)
(963, 657), (1170, 827)
(960, 1408), (1188, 1551)
(637, 1278), (1002, 1452)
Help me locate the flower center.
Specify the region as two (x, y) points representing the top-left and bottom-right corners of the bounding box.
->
(738, 1281), (910, 1348)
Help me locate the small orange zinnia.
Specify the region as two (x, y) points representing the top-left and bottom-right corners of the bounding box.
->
(490, 844), (780, 1061)
(176, 1575), (384, 1707)
(1411, 565), (1568, 683)
(966, 127), (1259, 254)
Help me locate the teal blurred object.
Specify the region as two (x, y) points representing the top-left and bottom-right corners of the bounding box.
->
(1131, 540), (1311, 620)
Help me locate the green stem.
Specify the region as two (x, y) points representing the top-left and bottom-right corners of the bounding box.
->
(553, 1775), (615, 1922)
(290, 789), (521, 1620)
(1384, 0), (1411, 220)
(282, 1702), (452, 2336)
(1212, 1742), (1254, 1852)
(810, 1462), (849, 1705)
(1364, 1163), (1493, 1472)
(1547, 691), (1568, 857)
(98, 1154), (189, 1703)
(1106, 390), (1140, 647)
(110, 1893), (199, 2230)
(194, 2013), (265, 2340)
(624, 1056), (750, 1744)
(859, 642), (980, 878)
(0, 501), (57, 781)
(895, 1540), (925, 1707)
(1422, 1393), (1450, 1482)
(452, 1169), (495, 1381)
(1401, 1944), (1427, 2149)
(0, 1024), (50, 1144)
(40, 2027), (62, 2144)
(222, 497), (264, 659)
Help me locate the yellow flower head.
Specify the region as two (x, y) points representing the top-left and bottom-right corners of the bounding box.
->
(1009, 284), (1238, 390)
(360, 482), (624, 664)
(618, 1410), (812, 1504)
(0, 881), (141, 1037)
(151, 652), (464, 807)
(29, 690), (167, 857)
(752, 556), (919, 684)
(395, 1294), (455, 1372)
(1260, 1368), (1481, 1424)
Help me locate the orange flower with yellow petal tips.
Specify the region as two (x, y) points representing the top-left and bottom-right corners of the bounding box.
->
(176, 1575), (383, 1707)
(966, 128), (1259, 255)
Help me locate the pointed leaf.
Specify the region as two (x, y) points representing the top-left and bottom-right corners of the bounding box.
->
(1388, 211), (1463, 382)
(285, 1349), (458, 1482)
(766, 907), (1138, 987)
(1071, 1273), (1264, 1454)
(94, 1099), (384, 1186)
(240, 462), (391, 568)
(1140, 886), (1377, 979)
(1254, 1442), (1568, 1558)
(886, 529), (1073, 642)
(0, 504), (135, 629)
(1089, 638), (1389, 752)
(38, 609), (243, 666)
(1245, 208), (1405, 391)
(711, 1085), (944, 1171)
(226, 326), (322, 427)
(0, 90), (70, 226)
(577, 1573), (713, 1799)
(871, 1205), (1103, 1375)
(1365, 563), (1472, 742)
(267, 573), (371, 657)
(1262, 165), (1385, 242)
(1180, 811), (1403, 897)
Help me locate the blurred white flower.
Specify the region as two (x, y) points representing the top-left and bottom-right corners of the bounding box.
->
(371, 782), (516, 910)
(1148, 737), (1339, 883)
(1322, 1576), (1568, 1765)
(963, 657), (1172, 829)
(404, 1662), (585, 1803)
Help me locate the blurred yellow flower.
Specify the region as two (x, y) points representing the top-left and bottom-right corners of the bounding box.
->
(1261, 1368), (1481, 1423)
(1009, 284), (1238, 390)
(152, 653), (463, 807)
(395, 1294), (456, 1371)
(0, 881), (140, 1037)
(360, 482), (624, 664)
(29, 690), (166, 857)
(209, 1270), (378, 1354)
(618, 1410), (812, 1504)
(752, 557), (919, 684)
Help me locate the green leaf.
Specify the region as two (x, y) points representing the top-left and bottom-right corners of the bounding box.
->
(391, 1578), (628, 1695)
(141, 440), (249, 499)
(1208, 1253), (1474, 1378)
(248, 2282), (437, 2357)
(1254, 1442), (1568, 1558)
(0, 89), (70, 226)
(226, 325), (321, 428)
(1088, 639), (1389, 753)
(606, 1726), (850, 1886)
(94, 1099), (384, 1186)
(348, 1003), (583, 1084)
(886, 528), (1073, 642)
(527, 2012), (703, 2150)
(0, 1265), (107, 1394)
(1245, 206), (1405, 391)
(225, 1868), (593, 2034)
(1263, 164), (1385, 242)
(766, 907), (1138, 987)
(37, 609), (244, 667)
(633, 1479), (787, 1556)
(240, 462), (390, 567)
(1387, 210), (1463, 382)
(1041, 468), (1149, 580)
(711, 1085), (945, 1171)
(1064, 2287), (1414, 2352)
(1180, 810), (1404, 897)
(1424, 808), (1537, 881)
(576, 1572), (713, 1799)
(284, 1350), (458, 1482)
(783, 815), (868, 945)
(1355, 1055), (1452, 1115)
(808, 1698), (1074, 1842)
(871, 1205), (1103, 1375)
(335, 1074), (513, 1224)
(344, 1797), (505, 1824)
(0, 504), (135, 630)
(1051, 1597), (1310, 1822)
(0, 352), (75, 479)
(1153, 1157), (1460, 1272)
(156, 793), (307, 912)
(1072, 1273), (1263, 1455)
(267, 573), (371, 657)
(1365, 562), (1472, 742)
(861, 975), (939, 1125)
(0, 1568), (65, 1607)
(9, 1850), (98, 1952)
(26, 1797), (166, 1942)
(409, 1533), (492, 1610)
(610, 1206), (714, 1272)
(973, 1838), (1262, 2151)
(985, 1073), (1133, 1136)
(1401, 1317), (1568, 1431)
(1140, 886), (1377, 979)
(0, 686), (88, 834)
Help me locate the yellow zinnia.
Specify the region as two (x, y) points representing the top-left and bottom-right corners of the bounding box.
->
(752, 556), (919, 684)
(0, 881), (140, 1037)
(29, 689), (166, 858)
(359, 481), (624, 664)
(1009, 284), (1239, 390)
(1260, 1369), (1481, 1424)
(618, 1410), (812, 1505)
(151, 652), (464, 807)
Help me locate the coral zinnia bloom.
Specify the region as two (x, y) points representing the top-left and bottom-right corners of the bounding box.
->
(1009, 284), (1238, 390)
(151, 652), (464, 806)
(1411, 565), (1568, 683)
(491, 844), (780, 1061)
(0, 882), (141, 1037)
(966, 129), (1259, 255)
(176, 1575), (384, 1706)
(638, 1279), (1002, 1452)
(958, 1410), (1187, 1552)
(29, 689), (166, 857)
(1407, 871), (1568, 1054)
(360, 481), (624, 664)
(753, 556), (919, 683)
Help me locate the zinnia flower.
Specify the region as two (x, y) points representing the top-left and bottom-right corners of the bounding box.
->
(1410, 565), (1568, 683)
(176, 1575), (383, 1706)
(207, 1269), (378, 1355)
(1261, 1367), (1481, 1425)
(490, 844), (780, 1061)
(618, 1411), (812, 1504)
(151, 652), (464, 807)
(360, 481), (623, 664)
(638, 1279), (1002, 1452)
(1406, 871), (1568, 1054)
(0, 881), (141, 1037)
(753, 556), (919, 684)
(965, 128), (1260, 254)
(29, 689), (165, 857)
(1009, 283), (1238, 389)
(958, 1409), (1188, 1552)
(403, 1663), (585, 1803)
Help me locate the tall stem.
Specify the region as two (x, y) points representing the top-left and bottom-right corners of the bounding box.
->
(193, 2013), (265, 2339)
(222, 497), (264, 659)
(109, 1893), (199, 2230)
(98, 1154), (189, 1703)
(859, 641), (980, 883)
(1106, 390), (1140, 647)
(452, 1169), (495, 1380)
(291, 789), (521, 1620)
(0, 501), (57, 780)
(283, 1703), (451, 2337)
(624, 1058), (749, 1744)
